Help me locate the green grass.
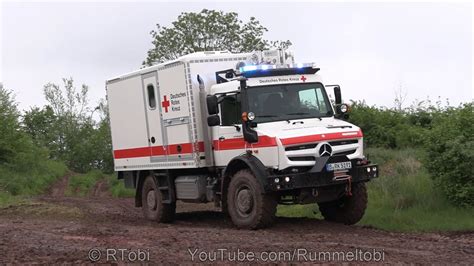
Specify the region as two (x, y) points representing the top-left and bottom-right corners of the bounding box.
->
(278, 148), (474, 232)
(0, 160), (67, 207)
(107, 174), (135, 198)
(66, 170), (104, 196)
(66, 170), (135, 198)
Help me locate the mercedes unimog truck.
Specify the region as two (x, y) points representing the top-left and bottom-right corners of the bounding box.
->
(106, 49), (378, 229)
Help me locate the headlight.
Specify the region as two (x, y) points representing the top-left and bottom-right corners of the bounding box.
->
(340, 104), (349, 113)
(274, 178), (280, 183)
(247, 112), (255, 121)
(285, 176), (290, 182)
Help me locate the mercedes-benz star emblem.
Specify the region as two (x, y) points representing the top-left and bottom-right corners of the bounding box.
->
(319, 143), (333, 157)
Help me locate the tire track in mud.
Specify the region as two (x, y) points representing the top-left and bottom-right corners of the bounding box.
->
(0, 175), (473, 264)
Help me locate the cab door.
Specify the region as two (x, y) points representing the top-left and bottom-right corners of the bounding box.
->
(213, 94), (245, 166)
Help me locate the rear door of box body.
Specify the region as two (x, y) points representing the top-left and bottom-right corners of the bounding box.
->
(141, 71), (166, 162)
(158, 63), (194, 164)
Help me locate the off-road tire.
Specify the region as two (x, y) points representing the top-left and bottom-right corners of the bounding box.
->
(141, 175), (175, 223)
(318, 182), (368, 225)
(227, 169), (277, 229)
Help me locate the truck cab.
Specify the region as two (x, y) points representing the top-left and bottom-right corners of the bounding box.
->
(202, 63), (378, 228)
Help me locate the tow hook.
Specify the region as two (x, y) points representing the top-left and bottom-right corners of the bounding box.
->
(345, 176), (353, 196)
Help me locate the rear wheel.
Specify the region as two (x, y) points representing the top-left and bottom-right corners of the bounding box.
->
(318, 182), (368, 225)
(141, 175), (175, 223)
(227, 169), (277, 229)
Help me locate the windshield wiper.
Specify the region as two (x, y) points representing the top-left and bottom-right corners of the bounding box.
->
(258, 115), (278, 118)
(286, 112), (310, 115)
(327, 125), (352, 129)
(286, 112), (324, 121)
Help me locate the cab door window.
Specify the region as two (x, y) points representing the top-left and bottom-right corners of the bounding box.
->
(220, 94), (241, 126)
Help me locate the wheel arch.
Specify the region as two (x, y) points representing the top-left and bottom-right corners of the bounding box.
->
(222, 155), (269, 199)
(135, 170), (152, 207)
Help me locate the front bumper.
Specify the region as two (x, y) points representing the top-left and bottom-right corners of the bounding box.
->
(266, 157), (378, 192)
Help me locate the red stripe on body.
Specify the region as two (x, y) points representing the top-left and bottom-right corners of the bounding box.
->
(213, 135), (277, 151)
(114, 141), (205, 159)
(279, 130), (363, 146)
(114, 130), (362, 159)
(113, 147), (151, 159)
(213, 138), (245, 151)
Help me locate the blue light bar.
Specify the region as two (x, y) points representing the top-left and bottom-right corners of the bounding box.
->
(240, 65), (258, 72)
(239, 63), (314, 73)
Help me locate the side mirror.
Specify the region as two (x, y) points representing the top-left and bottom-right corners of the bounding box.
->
(207, 115), (220, 127)
(333, 86), (342, 105)
(243, 122), (258, 143)
(206, 95), (219, 115)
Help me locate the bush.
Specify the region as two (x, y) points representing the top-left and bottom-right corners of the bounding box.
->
(348, 101), (430, 149)
(107, 175), (135, 198)
(278, 148), (474, 232)
(423, 103), (474, 207)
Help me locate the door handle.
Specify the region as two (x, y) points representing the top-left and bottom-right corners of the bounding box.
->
(219, 136), (225, 141)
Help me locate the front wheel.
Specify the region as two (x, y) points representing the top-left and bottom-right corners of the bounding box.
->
(141, 175), (176, 223)
(318, 182), (368, 225)
(227, 169), (277, 229)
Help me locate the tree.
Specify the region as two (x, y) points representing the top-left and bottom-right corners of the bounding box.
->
(144, 9), (292, 65)
(0, 87), (22, 164)
(42, 78), (90, 162)
(28, 78), (114, 173)
(23, 106), (59, 157)
(0, 86), (48, 172)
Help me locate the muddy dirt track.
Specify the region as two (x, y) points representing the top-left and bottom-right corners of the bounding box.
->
(0, 175), (472, 264)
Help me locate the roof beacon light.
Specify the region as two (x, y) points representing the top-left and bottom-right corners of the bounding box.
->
(240, 65), (258, 72)
(239, 64), (277, 73)
(238, 63), (315, 74)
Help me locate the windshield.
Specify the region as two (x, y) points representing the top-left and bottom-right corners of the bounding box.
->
(247, 83), (333, 123)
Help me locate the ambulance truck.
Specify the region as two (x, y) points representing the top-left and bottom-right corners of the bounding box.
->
(106, 49), (378, 229)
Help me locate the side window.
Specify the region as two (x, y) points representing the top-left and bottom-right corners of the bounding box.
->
(220, 94), (241, 126)
(298, 89), (317, 109)
(315, 88), (328, 113)
(147, 84), (156, 109)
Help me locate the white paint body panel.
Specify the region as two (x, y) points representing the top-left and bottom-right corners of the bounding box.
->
(106, 51), (364, 172)
(106, 52), (255, 171)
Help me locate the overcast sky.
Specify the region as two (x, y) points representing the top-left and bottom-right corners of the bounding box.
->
(1, 2), (472, 112)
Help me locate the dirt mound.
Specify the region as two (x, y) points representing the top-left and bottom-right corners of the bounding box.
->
(46, 172), (73, 197)
(89, 179), (110, 198)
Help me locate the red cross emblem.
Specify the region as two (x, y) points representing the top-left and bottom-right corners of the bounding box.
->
(161, 95), (170, 113)
(300, 75), (307, 82)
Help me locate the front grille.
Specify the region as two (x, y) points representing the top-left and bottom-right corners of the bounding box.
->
(329, 139), (358, 146)
(333, 149), (357, 156)
(285, 143), (318, 151)
(288, 156), (316, 161)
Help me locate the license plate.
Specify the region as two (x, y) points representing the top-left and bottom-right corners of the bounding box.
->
(326, 161), (352, 171)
